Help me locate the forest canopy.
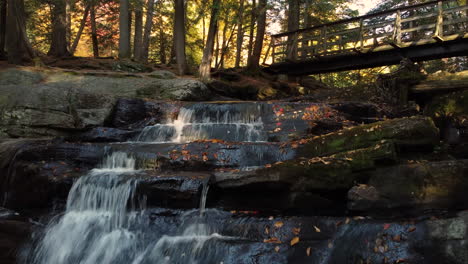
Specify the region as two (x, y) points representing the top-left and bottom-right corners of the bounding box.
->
(0, 0), (466, 80)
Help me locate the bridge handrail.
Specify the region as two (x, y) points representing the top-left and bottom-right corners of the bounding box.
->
(272, 0), (455, 38)
(270, 0), (468, 64)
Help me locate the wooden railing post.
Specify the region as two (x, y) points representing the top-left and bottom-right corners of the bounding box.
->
(394, 9), (402, 46)
(271, 36), (276, 64)
(359, 18), (364, 49)
(321, 26), (327, 53)
(434, 0), (444, 41)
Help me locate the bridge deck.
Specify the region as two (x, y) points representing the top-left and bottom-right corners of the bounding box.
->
(266, 0), (468, 75)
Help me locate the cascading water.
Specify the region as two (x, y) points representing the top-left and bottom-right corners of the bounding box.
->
(29, 152), (141, 264)
(28, 152), (232, 264)
(136, 103), (267, 143)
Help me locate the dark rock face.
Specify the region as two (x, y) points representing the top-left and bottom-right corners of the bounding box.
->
(108, 99), (177, 129)
(0, 208), (32, 264)
(68, 127), (139, 142)
(348, 160), (468, 213)
(137, 171), (213, 209)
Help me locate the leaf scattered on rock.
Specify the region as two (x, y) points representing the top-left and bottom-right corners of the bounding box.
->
(407, 226), (416, 233)
(290, 237), (300, 246)
(306, 247), (311, 256)
(274, 246), (280, 252)
(264, 237), (282, 244)
(293, 227), (301, 235)
(274, 221), (284, 228)
(314, 226), (321, 232)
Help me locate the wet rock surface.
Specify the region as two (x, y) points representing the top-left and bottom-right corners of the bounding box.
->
(2, 69), (468, 264)
(0, 208), (32, 264)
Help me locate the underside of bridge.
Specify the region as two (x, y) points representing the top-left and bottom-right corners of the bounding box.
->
(264, 38), (468, 76)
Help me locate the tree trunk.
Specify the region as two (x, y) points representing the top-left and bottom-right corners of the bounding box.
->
(235, 0), (245, 68)
(119, 0), (131, 58)
(247, 0), (256, 63)
(174, 0), (188, 75)
(214, 28), (220, 67)
(66, 0), (71, 49)
(0, 0), (7, 57)
(49, 0), (70, 57)
(199, 0), (221, 81)
(141, 0), (154, 62)
(6, 0), (34, 64)
(218, 23), (236, 69)
(70, 3), (91, 55)
(246, 0), (266, 72)
(90, 3), (99, 58)
(286, 0), (299, 60)
(133, 0), (143, 60)
(159, 26), (166, 64)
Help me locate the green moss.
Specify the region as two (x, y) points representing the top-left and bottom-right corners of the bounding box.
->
(425, 90), (468, 119)
(298, 116), (439, 158)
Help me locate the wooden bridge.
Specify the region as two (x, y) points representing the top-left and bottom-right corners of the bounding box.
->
(266, 0), (468, 76)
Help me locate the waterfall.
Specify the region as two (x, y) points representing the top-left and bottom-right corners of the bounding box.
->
(135, 104), (267, 143)
(199, 180), (210, 217)
(29, 152), (231, 264)
(30, 152), (142, 264)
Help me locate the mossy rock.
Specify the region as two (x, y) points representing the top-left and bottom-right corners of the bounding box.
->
(349, 160), (468, 211)
(216, 141), (397, 192)
(425, 90), (468, 121)
(298, 116), (439, 158)
(0, 68), (44, 85)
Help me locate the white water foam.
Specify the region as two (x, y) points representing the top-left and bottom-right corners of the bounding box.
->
(29, 152), (230, 264)
(136, 106), (266, 143)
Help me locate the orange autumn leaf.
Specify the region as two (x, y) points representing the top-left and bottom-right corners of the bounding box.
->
(290, 237), (300, 246)
(274, 221), (284, 228)
(264, 237), (282, 244)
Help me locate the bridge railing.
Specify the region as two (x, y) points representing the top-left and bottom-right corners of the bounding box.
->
(271, 0), (468, 64)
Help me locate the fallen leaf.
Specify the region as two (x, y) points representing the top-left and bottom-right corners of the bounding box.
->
(392, 234), (401, 242)
(274, 221), (284, 228)
(407, 226), (416, 233)
(290, 237), (300, 246)
(313, 226), (321, 232)
(274, 246), (280, 252)
(264, 237), (282, 244)
(293, 227), (301, 235)
(265, 227), (269, 234)
(383, 223), (391, 230)
(306, 247), (311, 256)
(265, 164), (272, 168)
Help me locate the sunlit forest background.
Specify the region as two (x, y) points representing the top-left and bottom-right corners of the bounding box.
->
(1, 0), (467, 86)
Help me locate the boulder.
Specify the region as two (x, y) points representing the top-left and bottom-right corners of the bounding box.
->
(137, 171), (213, 208)
(137, 78), (212, 101)
(348, 160), (468, 212)
(0, 208), (32, 264)
(0, 68), (45, 85)
(108, 98), (165, 129)
(298, 116), (439, 158)
(214, 141), (397, 211)
(68, 127), (139, 142)
(424, 90), (468, 157)
(0, 68), (211, 138)
(111, 60), (153, 73)
(147, 70), (177, 79)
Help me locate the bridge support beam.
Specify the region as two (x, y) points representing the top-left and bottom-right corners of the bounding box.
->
(265, 39), (468, 76)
